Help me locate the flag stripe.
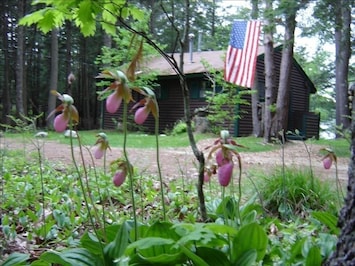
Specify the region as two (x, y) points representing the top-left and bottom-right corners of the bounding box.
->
(225, 20), (261, 88)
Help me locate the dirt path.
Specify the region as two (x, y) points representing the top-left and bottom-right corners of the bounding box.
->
(1, 137), (349, 182)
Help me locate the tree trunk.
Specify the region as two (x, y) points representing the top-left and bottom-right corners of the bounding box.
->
(324, 2), (355, 264)
(47, 28), (59, 128)
(273, 3), (297, 137)
(65, 21), (73, 95)
(15, 0), (25, 116)
(263, 0), (277, 143)
(335, 0), (351, 134)
(1, 1), (11, 124)
(180, 0), (207, 221)
(251, 0), (261, 137)
(324, 121), (355, 264)
(252, 72), (262, 136)
(79, 36), (91, 129)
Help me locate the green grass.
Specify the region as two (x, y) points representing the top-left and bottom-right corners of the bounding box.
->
(2, 130), (351, 157)
(311, 138), (350, 157)
(2, 130), (215, 148)
(255, 167), (340, 218)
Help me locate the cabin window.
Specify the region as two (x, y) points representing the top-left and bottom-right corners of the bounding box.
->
(190, 80), (209, 99)
(154, 84), (168, 100)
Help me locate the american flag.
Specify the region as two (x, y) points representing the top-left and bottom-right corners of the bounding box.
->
(225, 20), (261, 88)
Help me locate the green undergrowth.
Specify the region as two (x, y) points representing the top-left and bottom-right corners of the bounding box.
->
(0, 135), (344, 265)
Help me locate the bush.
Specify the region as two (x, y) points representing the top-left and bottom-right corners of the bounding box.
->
(171, 120), (194, 135)
(255, 167), (339, 219)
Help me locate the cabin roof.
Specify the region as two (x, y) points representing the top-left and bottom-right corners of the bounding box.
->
(144, 45), (316, 93)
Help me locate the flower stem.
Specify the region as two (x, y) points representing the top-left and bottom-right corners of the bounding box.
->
(35, 139), (47, 240)
(68, 123), (104, 255)
(335, 162), (344, 208)
(155, 117), (166, 221)
(122, 102), (138, 240)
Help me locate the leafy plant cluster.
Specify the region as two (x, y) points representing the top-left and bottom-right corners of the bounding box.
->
(0, 128), (343, 265)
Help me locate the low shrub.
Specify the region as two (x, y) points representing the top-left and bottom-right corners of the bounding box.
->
(171, 120), (194, 135)
(255, 167), (339, 219)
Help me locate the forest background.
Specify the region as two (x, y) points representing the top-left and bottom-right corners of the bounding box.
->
(0, 0), (353, 139)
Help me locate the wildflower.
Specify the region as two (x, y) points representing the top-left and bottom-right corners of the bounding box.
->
(205, 130), (244, 186)
(218, 161), (234, 187)
(106, 91), (122, 114)
(113, 171), (127, 187)
(320, 148), (337, 170)
(93, 132), (110, 159)
(322, 156), (332, 169)
(54, 113), (68, 132)
(96, 70), (132, 114)
(131, 87), (159, 124)
(215, 149), (232, 167)
(134, 106), (150, 125)
(48, 91), (79, 133)
(110, 158), (132, 187)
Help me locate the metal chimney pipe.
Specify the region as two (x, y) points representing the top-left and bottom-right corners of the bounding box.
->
(188, 33), (195, 63)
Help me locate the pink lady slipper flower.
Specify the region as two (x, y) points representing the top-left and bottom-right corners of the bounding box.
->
(96, 70), (133, 114)
(218, 161), (234, 187)
(205, 130), (244, 187)
(93, 132), (111, 159)
(320, 148), (337, 170)
(49, 91), (79, 133)
(110, 158), (132, 187)
(113, 171), (127, 187)
(131, 87), (159, 125)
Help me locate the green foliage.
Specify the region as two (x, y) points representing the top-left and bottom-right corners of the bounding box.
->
(0, 128), (343, 265)
(311, 211), (340, 235)
(171, 120), (195, 135)
(294, 47), (336, 126)
(202, 59), (253, 134)
(0, 113), (43, 133)
(256, 167), (339, 218)
(20, 0), (145, 37)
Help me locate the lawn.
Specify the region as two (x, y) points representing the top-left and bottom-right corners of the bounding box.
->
(3, 129), (350, 156)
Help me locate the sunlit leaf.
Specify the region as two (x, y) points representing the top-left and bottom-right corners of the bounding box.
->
(101, 22), (117, 36)
(74, 0), (97, 36)
(102, 3), (118, 24)
(305, 246), (322, 266)
(311, 211), (339, 235)
(289, 237), (307, 262)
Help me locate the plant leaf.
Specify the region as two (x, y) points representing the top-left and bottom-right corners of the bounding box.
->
(311, 211), (339, 235)
(39, 250), (71, 266)
(104, 221), (129, 259)
(234, 249), (257, 266)
(232, 223), (268, 262)
(126, 237), (175, 253)
(39, 248), (99, 266)
(1, 252), (29, 266)
(305, 246), (322, 266)
(179, 245), (209, 266)
(195, 246), (230, 266)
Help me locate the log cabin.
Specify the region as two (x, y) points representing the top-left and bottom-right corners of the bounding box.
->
(102, 45), (320, 139)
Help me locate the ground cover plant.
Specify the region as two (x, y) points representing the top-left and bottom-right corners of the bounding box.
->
(0, 66), (348, 265)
